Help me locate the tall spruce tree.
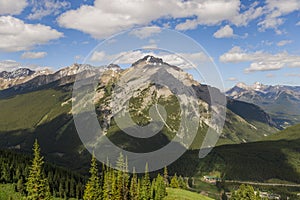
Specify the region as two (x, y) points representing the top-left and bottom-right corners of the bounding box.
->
(115, 153), (129, 200)
(170, 174), (179, 188)
(154, 174), (166, 200)
(129, 168), (139, 200)
(26, 139), (51, 200)
(231, 184), (261, 200)
(163, 166), (169, 187)
(140, 163), (151, 200)
(83, 153), (101, 200)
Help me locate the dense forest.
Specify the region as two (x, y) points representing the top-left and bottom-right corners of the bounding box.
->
(0, 140), (188, 200)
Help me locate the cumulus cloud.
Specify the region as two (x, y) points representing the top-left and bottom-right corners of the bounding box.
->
(28, 0), (71, 20)
(175, 19), (199, 31)
(0, 0), (28, 15)
(231, 1), (264, 26)
(58, 0), (242, 39)
(0, 60), (51, 72)
(213, 25), (236, 38)
(258, 0), (300, 31)
(90, 50), (210, 69)
(220, 46), (300, 73)
(129, 26), (161, 39)
(277, 40), (292, 46)
(21, 51), (47, 59)
(0, 16), (63, 52)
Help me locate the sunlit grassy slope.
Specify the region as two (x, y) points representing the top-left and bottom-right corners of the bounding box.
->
(164, 188), (213, 200)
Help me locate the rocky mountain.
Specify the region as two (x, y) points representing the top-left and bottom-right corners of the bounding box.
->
(0, 56), (278, 170)
(226, 82), (300, 128)
(0, 68), (52, 90)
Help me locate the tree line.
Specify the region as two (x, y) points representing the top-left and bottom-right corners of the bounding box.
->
(4, 140), (187, 199)
(0, 140), (85, 199)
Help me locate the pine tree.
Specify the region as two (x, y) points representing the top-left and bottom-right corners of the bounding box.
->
(16, 177), (25, 194)
(231, 184), (261, 200)
(178, 176), (186, 189)
(170, 174), (179, 188)
(163, 166), (169, 187)
(140, 163), (151, 200)
(129, 168), (139, 200)
(115, 153), (129, 200)
(83, 153), (102, 200)
(25, 139), (51, 200)
(154, 174), (166, 200)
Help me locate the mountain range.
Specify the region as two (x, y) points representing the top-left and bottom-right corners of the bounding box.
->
(0, 56), (299, 185)
(226, 82), (300, 128)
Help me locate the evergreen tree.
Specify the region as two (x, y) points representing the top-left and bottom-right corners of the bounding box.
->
(231, 184), (261, 200)
(154, 174), (166, 200)
(1, 163), (11, 183)
(115, 153), (129, 200)
(170, 174), (179, 188)
(16, 177), (25, 194)
(129, 168), (139, 200)
(178, 176), (186, 189)
(140, 163), (151, 200)
(163, 166), (169, 187)
(25, 139), (51, 200)
(83, 153), (102, 200)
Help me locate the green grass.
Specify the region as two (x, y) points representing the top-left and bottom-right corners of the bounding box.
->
(0, 184), (23, 200)
(164, 188), (213, 200)
(0, 89), (70, 132)
(0, 183), (77, 200)
(191, 179), (221, 199)
(264, 123), (300, 141)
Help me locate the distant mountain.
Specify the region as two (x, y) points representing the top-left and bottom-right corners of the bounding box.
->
(0, 68), (52, 90)
(0, 68), (35, 79)
(226, 82), (300, 128)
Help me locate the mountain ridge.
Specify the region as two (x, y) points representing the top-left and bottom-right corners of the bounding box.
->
(227, 82), (300, 128)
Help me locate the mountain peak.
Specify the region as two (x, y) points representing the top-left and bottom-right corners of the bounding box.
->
(236, 82), (248, 89)
(235, 82), (266, 91)
(0, 68), (35, 79)
(132, 55), (166, 66)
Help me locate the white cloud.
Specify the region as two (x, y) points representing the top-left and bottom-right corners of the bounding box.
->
(0, 60), (24, 72)
(90, 51), (107, 62)
(277, 40), (292, 46)
(227, 77), (238, 81)
(58, 0), (242, 39)
(231, 1), (264, 26)
(213, 25), (236, 38)
(21, 51), (47, 59)
(142, 44), (158, 49)
(258, 0), (300, 31)
(220, 46), (300, 73)
(0, 0), (28, 15)
(0, 60), (50, 72)
(296, 21), (300, 26)
(28, 0), (71, 20)
(129, 26), (161, 39)
(175, 19), (199, 31)
(90, 50), (210, 69)
(74, 55), (82, 60)
(0, 16), (63, 52)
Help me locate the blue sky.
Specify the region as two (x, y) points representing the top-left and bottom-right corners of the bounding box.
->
(0, 0), (300, 89)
